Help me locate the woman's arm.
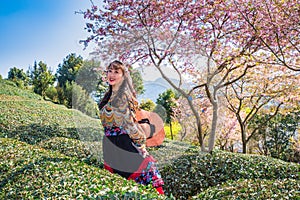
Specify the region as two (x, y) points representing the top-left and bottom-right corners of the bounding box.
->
(124, 93), (150, 157)
(112, 92), (147, 146)
(124, 102), (146, 146)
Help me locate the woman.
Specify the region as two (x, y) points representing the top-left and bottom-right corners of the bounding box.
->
(98, 60), (164, 194)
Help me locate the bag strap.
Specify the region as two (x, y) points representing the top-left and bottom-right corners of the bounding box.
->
(138, 118), (155, 138)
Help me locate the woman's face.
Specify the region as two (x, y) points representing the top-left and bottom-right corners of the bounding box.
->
(107, 68), (124, 88)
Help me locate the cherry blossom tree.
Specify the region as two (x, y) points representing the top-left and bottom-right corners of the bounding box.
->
(224, 65), (300, 153)
(81, 0), (299, 152)
(215, 107), (241, 152)
(173, 91), (211, 144)
(234, 0), (300, 71)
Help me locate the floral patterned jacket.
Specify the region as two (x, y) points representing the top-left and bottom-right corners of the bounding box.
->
(99, 90), (146, 146)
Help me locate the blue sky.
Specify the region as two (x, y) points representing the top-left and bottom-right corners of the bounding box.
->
(0, 0), (96, 78)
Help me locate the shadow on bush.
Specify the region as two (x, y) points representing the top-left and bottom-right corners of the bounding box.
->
(0, 140), (164, 200)
(38, 137), (104, 169)
(0, 123), (104, 169)
(0, 156), (71, 190)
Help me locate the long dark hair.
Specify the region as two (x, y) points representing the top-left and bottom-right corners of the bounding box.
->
(98, 85), (112, 110)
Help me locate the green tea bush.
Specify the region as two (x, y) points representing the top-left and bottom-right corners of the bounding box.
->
(45, 86), (59, 103)
(0, 138), (166, 199)
(38, 137), (92, 159)
(38, 137), (104, 168)
(195, 178), (300, 199)
(1, 78), (299, 200)
(161, 150), (300, 199)
(0, 97), (102, 144)
(0, 79), (41, 100)
(148, 139), (196, 168)
(0, 79), (102, 144)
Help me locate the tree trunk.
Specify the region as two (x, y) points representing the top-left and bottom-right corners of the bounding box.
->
(154, 64), (204, 150)
(208, 100), (218, 153)
(169, 121), (173, 140)
(263, 132), (268, 156)
(241, 126), (247, 154)
(236, 114), (247, 153)
(187, 97), (205, 151)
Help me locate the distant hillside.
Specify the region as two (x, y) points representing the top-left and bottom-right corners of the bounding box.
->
(138, 77), (191, 102)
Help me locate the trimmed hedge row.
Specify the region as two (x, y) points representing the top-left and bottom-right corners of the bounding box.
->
(37, 137), (195, 174)
(1, 79), (299, 199)
(0, 97), (102, 144)
(2, 136), (299, 200)
(38, 137), (104, 168)
(161, 149), (300, 199)
(0, 80), (42, 100)
(0, 138), (164, 199)
(195, 178), (300, 199)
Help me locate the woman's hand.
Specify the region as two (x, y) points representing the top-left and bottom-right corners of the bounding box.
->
(132, 143), (149, 158)
(139, 123), (151, 138)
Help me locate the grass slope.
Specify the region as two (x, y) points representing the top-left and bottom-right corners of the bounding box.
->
(0, 79), (299, 199)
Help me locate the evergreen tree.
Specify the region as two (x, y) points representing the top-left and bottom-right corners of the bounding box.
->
(29, 61), (55, 99)
(55, 53), (83, 107)
(252, 110), (300, 162)
(7, 67), (29, 88)
(56, 53), (83, 88)
(139, 99), (155, 111)
(72, 82), (97, 117)
(76, 59), (102, 95)
(131, 68), (145, 95)
(156, 89), (178, 139)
